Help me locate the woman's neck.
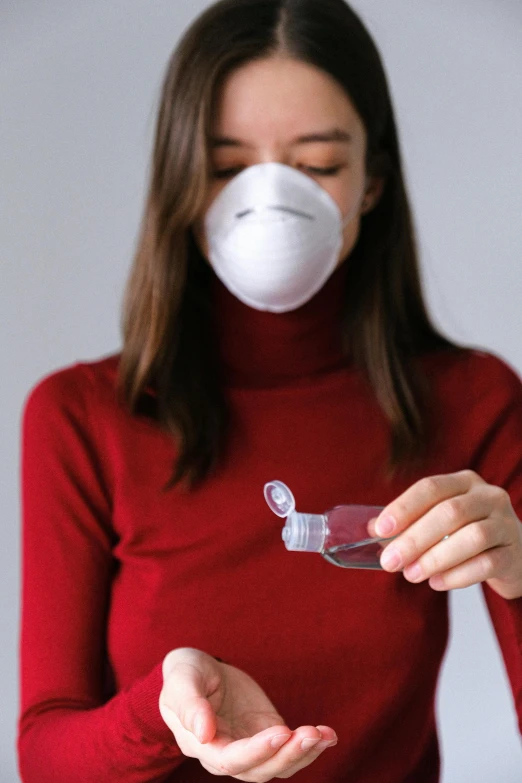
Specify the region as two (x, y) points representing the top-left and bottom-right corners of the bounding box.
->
(213, 264), (349, 388)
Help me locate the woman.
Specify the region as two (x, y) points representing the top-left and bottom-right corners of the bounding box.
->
(18, 0), (522, 781)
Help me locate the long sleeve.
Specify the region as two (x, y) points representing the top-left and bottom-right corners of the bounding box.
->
(469, 355), (522, 732)
(18, 366), (184, 782)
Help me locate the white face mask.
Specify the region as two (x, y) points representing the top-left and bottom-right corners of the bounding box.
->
(204, 162), (364, 313)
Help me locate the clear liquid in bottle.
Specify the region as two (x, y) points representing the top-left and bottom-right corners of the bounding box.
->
(319, 504), (390, 570)
(322, 539), (388, 570)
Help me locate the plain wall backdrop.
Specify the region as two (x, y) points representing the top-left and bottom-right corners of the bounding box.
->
(1, 1), (521, 780)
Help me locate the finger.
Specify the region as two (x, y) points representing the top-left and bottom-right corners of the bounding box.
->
(160, 696), (216, 747)
(160, 660), (218, 743)
(276, 741), (338, 780)
(314, 725), (337, 742)
(275, 728), (339, 780)
(400, 517), (503, 583)
(366, 515), (382, 539)
(427, 544), (513, 591)
(380, 489), (496, 573)
(195, 725), (294, 778)
(231, 726), (337, 782)
(374, 470), (481, 538)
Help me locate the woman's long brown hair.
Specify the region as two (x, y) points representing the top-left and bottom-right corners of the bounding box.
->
(120, 0), (456, 487)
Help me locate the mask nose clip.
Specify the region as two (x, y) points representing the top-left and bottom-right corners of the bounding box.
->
(269, 206), (314, 220)
(236, 208), (253, 219)
(235, 205), (314, 221)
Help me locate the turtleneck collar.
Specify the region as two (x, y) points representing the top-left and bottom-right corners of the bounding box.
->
(213, 264), (350, 388)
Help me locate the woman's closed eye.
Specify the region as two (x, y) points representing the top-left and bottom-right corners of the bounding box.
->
(212, 166), (246, 180)
(212, 164), (345, 180)
(300, 164), (344, 177)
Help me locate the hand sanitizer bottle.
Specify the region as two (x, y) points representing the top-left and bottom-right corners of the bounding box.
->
(264, 480), (395, 570)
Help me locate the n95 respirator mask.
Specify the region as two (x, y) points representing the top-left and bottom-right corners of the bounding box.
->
(204, 162), (363, 313)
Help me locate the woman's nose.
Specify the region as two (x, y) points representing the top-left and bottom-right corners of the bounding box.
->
(257, 149), (290, 166)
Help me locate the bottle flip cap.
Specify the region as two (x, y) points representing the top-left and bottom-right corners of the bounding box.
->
(264, 480), (325, 553)
(264, 480), (296, 517)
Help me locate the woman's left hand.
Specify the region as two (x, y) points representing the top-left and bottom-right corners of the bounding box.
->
(373, 470), (522, 599)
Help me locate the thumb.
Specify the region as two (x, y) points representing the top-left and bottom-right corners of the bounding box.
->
(160, 650), (219, 743)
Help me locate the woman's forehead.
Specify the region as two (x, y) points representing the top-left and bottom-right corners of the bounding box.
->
(211, 57), (364, 146)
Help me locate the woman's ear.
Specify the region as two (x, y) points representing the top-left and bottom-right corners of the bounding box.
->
(361, 176), (385, 214)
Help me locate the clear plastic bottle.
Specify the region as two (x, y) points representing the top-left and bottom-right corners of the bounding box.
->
(264, 480), (395, 570)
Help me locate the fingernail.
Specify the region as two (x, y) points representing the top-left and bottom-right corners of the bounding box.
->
(316, 739), (338, 751)
(380, 546), (402, 571)
(301, 738), (320, 751)
(429, 574), (445, 590)
(270, 733), (291, 749)
(376, 514), (396, 538)
(404, 563), (423, 582)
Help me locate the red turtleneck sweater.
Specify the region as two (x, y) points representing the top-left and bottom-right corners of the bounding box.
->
(19, 269), (522, 782)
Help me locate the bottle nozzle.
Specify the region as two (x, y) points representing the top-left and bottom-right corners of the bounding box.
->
(281, 512), (325, 552)
(264, 480), (325, 553)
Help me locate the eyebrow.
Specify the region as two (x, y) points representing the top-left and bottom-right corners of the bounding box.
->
(209, 128), (352, 148)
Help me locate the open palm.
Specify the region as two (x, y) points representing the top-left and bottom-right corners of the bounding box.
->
(159, 648), (337, 781)
(205, 662), (287, 743)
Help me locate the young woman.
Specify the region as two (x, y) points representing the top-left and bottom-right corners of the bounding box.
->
(18, 1), (522, 781)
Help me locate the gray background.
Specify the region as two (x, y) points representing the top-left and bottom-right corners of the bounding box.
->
(1, 1), (521, 780)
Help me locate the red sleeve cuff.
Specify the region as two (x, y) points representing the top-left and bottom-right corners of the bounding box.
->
(124, 662), (180, 747)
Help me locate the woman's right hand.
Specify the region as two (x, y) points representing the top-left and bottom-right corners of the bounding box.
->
(159, 648), (338, 781)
